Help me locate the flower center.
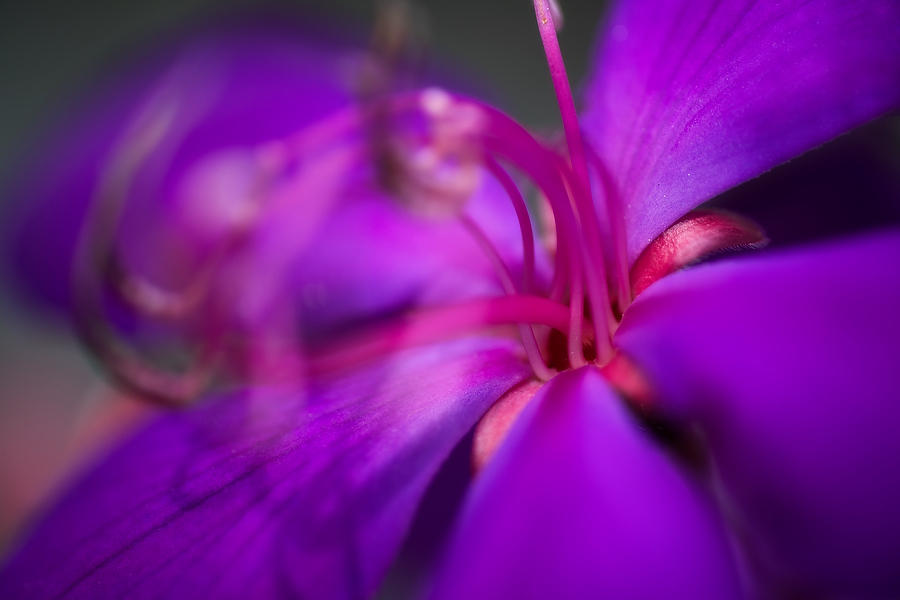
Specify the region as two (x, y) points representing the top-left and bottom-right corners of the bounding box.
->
(310, 0), (632, 380)
(347, 87), (627, 377)
(72, 1), (636, 403)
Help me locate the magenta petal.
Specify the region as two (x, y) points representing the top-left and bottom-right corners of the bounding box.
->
(428, 368), (743, 599)
(0, 338), (527, 599)
(583, 0), (900, 262)
(616, 230), (900, 595)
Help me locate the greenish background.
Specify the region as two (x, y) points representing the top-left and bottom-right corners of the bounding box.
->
(0, 0), (609, 191)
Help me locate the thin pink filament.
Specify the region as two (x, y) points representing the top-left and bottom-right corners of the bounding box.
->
(585, 139), (631, 311)
(532, 0), (592, 212)
(485, 156), (536, 293)
(309, 295), (582, 374)
(470, 101), (602, 364)
(460, 215), (554, 380)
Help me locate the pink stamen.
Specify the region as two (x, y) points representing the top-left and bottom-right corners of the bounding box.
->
(466, 102), (591, 363)
(461, 215), (554, 381)
(567, 268), (587, 368)
(585, 140), (631, 312)
(555, 156), (615, 361)
(95, 78), (639, 392)
(461, 215), (518, 292)
(485, 156), (536, 292)
(456, 96), (624, 365)
(532, 0), (592, 209)
(530, 1), (621, 361)
(309, 295), (582, 375)
(72, 91), (224, 406)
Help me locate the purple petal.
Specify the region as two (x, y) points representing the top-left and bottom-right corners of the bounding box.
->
(7, 23), (531, 337)
(615, 230), (900, 595)
(0, 338), (528, 599)
(7, 24), (355, 315)
(428, 367), (743, 599)
(582, 0), (900, 262)
(710, 119), (900, 249)
(293, 179), (538, 341)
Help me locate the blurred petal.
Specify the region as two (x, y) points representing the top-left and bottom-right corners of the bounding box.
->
(0, 338), (528, 599)
(428, 368), (743, 599)
(6, 24), (355, 315)
(583, 0), (900, 262)
(6, 23), (530, 337)
(616, 230), (900, 595)
(291, 173), (540, 342)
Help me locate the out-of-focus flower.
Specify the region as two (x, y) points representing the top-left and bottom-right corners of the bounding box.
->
(2, 1), (900, 598)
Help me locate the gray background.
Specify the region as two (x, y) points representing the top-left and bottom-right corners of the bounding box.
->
(0, 0), (610, 191)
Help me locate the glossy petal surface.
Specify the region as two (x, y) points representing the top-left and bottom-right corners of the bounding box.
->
(0, 338), (528, 599)
(583, 0), (900, 261)
(616, 230), (900, 595)
(429, 368), (743, 599)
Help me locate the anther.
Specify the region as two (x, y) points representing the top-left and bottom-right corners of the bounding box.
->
(384, 88), (486, 218)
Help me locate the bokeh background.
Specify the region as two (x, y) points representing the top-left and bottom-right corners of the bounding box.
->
(1, 0), (898, 597)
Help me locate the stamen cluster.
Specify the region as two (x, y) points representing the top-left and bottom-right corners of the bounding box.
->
(75, 0), (633, 402)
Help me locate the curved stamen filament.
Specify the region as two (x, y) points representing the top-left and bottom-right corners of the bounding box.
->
(76, 94), (384, 403)
(470, 101), (590, 362)
(585, 139), (631, 312)
(485, 156), (536, 293)
(567, 268), (587, 368)
(532, 0), (592, 210)
(460, 214), (554, 381)
(531, 0), (623, 359)
(73, 92), (218, 406)
(464, 99), (612, 362)
(309, 295), (585, 375)
(84, 79), (632, 393)
(556, 156), (617, 355)
(106, 250), (214, 319)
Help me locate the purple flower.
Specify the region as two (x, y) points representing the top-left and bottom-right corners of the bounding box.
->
(3, 0), (900, 598)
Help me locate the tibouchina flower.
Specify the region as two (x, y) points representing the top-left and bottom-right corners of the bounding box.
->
(3, 0), (900, 598)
